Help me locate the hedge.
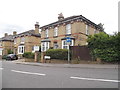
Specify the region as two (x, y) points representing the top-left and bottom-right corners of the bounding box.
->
(46, 49), (68, 60)
(23, 52), (35, 59)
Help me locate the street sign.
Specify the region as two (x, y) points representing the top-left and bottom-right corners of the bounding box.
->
(65, 37), (71, 63)
(66, 37), (71, 42)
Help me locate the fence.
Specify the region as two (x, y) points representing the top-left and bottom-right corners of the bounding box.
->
(70, 46), (92, 61)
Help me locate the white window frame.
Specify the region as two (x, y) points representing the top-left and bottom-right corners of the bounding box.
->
(41, 42), (49, 52)
(14, 39), (17, 44)
(54, 27), (58, 36)
(0, 42), (2, 47)
(94, 29), (97, 34)
(62, 40), (74, 49)
(0, 48), (3, 55)
(21, 37), (25, 44)
(86, 25), (89, 35)
(45, 29), (49, 38)
(18, 45), (24, 54)
(32, 46), (40, 53)
(66, 24), (71, 34)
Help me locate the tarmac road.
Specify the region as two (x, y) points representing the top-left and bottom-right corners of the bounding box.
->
(1, 60), (119, 88)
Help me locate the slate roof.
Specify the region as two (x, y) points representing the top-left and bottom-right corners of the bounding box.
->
(0, 35), (14, 42)
(14, 30), (41, 38)
(40, 15), (104, 31)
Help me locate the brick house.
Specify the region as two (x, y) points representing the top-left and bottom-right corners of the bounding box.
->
(0, 32), (16, 56)
(40, 13), (104, 52)
(13, 22), (41, 56)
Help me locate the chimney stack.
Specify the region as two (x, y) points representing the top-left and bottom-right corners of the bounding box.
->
(58, 13), (64, 21)
(35, 22), (39, 34)
(13, 31), (17, 35)
(4, 33), (8, 37)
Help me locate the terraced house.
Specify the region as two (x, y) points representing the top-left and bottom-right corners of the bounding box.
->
(0, 32), (16, 57)
(40, 13), (104, 52)
(13, 22), (41, 57)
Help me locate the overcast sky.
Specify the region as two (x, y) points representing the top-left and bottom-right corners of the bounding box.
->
(0, 0), (119, 37)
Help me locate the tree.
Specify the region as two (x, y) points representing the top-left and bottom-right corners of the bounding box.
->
(87, 32), (119, 62)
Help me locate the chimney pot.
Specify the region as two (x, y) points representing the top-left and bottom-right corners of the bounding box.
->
(4, 33), (8, 37)
(13, 31), (17, 35)
(58, 13), (64, 21)
(35, 22), (40, 34)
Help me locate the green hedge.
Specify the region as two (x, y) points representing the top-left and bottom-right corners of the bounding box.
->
(2, 55), (7, 59)
(46, 49), (68, 60)
(23, 52), (35, 59)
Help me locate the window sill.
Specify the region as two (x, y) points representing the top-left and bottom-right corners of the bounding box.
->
(53, 36), (58, 38)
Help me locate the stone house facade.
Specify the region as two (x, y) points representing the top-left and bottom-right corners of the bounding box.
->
(40, 13), (104, 52)
(0, 32), (16, 56)
(13, 22), (41, 56)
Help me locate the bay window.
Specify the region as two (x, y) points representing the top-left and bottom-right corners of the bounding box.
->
(41, 42), (49, 52)
(18, 45), (24, 54)
(62, 40), (74, 49)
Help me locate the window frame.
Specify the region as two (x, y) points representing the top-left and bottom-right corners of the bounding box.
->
(86, 25), (89, 35)
(41, 42), (49, 52)
(66, 24), (71, 35)
(18, 45), (25, 54)
(62, 40), (74, 49)
(53, 42), (58, 49)
(45, 29), (49, 38)
(54, 27), (58, 37)
(20, 37), (25, 44)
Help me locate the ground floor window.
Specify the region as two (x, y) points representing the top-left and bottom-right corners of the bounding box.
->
(53, 42), (58, 49)
(62, 40), (74, 49)
(18, 45), (24, 54)
(41, 42), (49, 52)
(0, 48), (3, 55)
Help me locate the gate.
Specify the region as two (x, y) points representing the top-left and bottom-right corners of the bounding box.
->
(70, 46), (92, 61)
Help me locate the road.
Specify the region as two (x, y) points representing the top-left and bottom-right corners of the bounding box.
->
(1, 60), (119, 88)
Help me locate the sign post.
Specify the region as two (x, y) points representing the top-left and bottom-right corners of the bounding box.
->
(66, 37), (71, 64)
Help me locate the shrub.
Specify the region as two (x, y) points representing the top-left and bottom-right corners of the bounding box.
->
(23, 52), (35, 59)
(2, 55), (7, 59)
(87, 32), (120, 62)
(7, 49), (13, 54)
(46, 49), (68, 60)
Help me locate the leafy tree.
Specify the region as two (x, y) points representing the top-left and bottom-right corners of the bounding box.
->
(87, 32), (119, 62)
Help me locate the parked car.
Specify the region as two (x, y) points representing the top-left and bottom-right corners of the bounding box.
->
(6, 54), (18, 61)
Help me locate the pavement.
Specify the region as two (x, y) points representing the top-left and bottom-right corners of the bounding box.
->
(13, 59), (119, 69)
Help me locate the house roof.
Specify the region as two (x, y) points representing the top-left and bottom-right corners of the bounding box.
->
(0, 35), (14, 42)
(14, 30), (41, 38)
(40, 15), (104, 31)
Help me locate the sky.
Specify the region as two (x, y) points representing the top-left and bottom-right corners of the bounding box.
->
(0, 0), (119, 37)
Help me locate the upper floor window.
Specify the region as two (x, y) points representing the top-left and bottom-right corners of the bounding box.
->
(54, 27), (58, 36)
(21, 37), (25, 44)
(86, 25), (89, 35)
(66, 24), (71, 34)
(45, 29), (49, 38)
(14, 39), (17, 44)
